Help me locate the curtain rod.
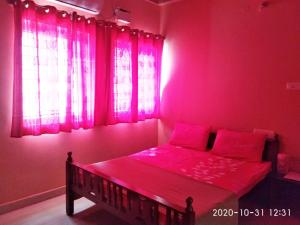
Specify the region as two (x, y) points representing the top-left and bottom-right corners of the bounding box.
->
(7, 0), (165, 39)
(46, 0), (99, 15)
(7, 0), (99, 15)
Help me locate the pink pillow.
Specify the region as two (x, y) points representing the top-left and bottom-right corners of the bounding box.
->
(169, 123), (210, 150)
(211, 129), (266, 162)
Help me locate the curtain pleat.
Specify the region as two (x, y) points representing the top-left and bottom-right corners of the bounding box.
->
(11, 1), (23, 137)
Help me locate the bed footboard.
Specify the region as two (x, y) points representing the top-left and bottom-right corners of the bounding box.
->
(66, 152), (195, 225)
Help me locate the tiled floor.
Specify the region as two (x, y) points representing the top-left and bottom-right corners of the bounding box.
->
(0, 195), (299, 225)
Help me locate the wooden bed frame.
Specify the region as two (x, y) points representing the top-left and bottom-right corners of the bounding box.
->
(66, 134), (279, 225)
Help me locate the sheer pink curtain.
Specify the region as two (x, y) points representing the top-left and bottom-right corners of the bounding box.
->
(153, 35), (164, 117)
(11, 0), (164, 135)
(94, 25), (139, 125)
(94, 22), (117, 125)
(94, 22), (108, 125)
(94, 25), (163, 125)
(11, 1), (95, 137)
(71, 14), (96, 129)
(113, 27), (139, 123)
(138, 32), (163, 120)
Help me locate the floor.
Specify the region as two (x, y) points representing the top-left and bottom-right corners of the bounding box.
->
(0, 195), (299, 225)
(0, 195), (129, 225)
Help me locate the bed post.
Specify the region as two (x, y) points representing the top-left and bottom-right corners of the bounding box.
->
(66, 152), (74, 216)
(184, 197), (195, 225)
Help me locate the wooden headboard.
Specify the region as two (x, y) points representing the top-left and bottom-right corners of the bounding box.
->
(262, 135), (279, 174)
(206, 133), (279, 174)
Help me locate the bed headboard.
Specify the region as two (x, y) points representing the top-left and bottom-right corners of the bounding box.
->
(206, 133), (279, 174)
(262, 135), (279, 174)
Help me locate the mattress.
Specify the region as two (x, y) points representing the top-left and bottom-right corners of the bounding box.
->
(129, 144), (271, 197)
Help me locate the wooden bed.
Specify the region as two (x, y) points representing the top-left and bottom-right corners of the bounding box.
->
(66, 133), (279, 225)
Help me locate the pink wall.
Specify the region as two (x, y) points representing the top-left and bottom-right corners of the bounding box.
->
(159, 0), (300, 164)
(0, 0), (160, 204)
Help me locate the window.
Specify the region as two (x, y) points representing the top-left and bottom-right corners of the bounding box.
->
(112, 34), (162, 121)
(138, 50), (156, 115)
(11, 2), (163, 136)
(22, 25), (69, 127)
(114, 40), (132, 114)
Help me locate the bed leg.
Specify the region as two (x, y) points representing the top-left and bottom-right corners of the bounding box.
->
(184, 197), (195, 225)
(267, 176), (274, 208)
(66, 152), (74, 216)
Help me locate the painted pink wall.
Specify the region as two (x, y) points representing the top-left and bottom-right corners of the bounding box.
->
(159, 0), (300, 163)
(0, 0), (160, 204)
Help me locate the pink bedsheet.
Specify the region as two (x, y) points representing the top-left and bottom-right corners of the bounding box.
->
(129, 144), (271, 197)
(88, 153), (238, 223)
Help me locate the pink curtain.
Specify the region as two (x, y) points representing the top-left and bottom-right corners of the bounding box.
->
(138, 32), (163, 120)
(94, 22), (118, 125)
(11, 0), (164, 136)
(71, 14), (96, 129)
(94, 22), (107, 125)
(95, 25), (139, 125)
(94, 25), (163, 125)
(11, 1), (95, 137)
(11, 0), (23, 137)
(112, 26), (140, 123)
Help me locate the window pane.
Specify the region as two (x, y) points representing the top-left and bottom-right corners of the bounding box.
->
(22, 22), (69, 127)
(138, 51), (155, 114)
(114, 40), (132, 114)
